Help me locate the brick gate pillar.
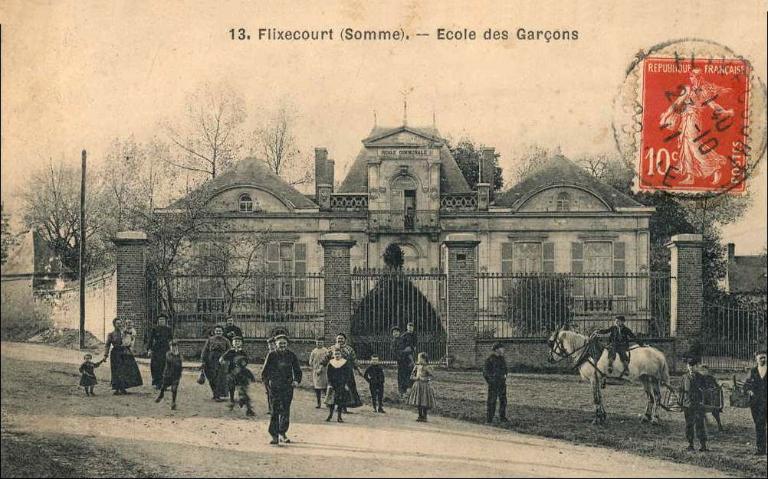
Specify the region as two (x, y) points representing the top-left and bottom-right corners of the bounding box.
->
(667, 234), (703, 345)
(113, 231), (149, 354)
(443, 233), (481, 368)
(319, 233), (356, 344)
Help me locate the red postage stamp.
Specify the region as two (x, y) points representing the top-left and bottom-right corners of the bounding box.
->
(638, 57), (751, 193)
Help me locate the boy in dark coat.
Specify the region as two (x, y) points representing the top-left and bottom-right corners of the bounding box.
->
(680, 357), (708, 452)
(592, 315), (641, 376)
(78, 353), (105, 396)
(745, 350), (767, 455)
(364, 355), (386, 413)
(483, 343), (508, 423)
(154, 340), (183, 410)
(220, 337), (254, 416)
(261, 334), (302, 445)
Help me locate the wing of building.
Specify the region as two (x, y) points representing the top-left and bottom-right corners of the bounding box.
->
(156, 123), (653, 276)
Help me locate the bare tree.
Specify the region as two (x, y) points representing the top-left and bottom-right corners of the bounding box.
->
(21, 159), (109, 275)
(510, 144), (556, 182)
(250, 103), (312, 185)
(163, 82), (246, 179)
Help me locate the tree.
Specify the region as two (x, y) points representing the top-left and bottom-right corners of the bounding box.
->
(163, 81), (246, 180)
(383, 243), (404, 270)
(249, 103), (312, 186)
(509, 144), (556, 183)
(1, 202), (19, 265)
(447, 138), (504, 192)
(21, 160), (109, 275)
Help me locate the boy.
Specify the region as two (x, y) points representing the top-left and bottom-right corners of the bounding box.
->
(155, 340), (183, 410)
(680, 357), (708, 452)
(220, 336), (250, 413)
(230, 356), (257, 416)
(592, 315), (641, 376)
(264, 337), (277, 415)
(483, 343), (508, 423)
(78, 353), (104, 396)
(364, 355), (386, 413)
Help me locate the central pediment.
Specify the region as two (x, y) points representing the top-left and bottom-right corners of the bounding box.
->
(362, 126), (443, 148)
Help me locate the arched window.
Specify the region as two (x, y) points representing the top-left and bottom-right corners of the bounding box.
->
(239, 193), (254, 213)
(556, 191), (571, 212)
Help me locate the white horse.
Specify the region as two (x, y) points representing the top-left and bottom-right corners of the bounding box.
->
(547, 325), (671, 425)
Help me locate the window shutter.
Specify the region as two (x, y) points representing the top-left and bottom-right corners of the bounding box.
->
(294, 243), (307, 297)
(543, 242), (555, 273)
(501, 243), (513, 295)
(266, 243), (280, 272)
(571, 242), (584, 296)
(613, 241), (626, 296)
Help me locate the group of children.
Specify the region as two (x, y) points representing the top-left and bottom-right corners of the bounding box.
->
(79, 333), (438, 423)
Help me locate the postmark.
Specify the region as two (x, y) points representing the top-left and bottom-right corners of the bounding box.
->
(612, 39), (767, 196)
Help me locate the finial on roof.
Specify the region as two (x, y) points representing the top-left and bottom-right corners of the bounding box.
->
(400, 87), (414, 126)
(432, 109), (436, 129)
(373, 109), (377, 127)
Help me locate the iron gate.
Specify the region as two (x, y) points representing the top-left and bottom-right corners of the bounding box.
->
(351, 267), (447, 363)
(702, 300), (766, 370)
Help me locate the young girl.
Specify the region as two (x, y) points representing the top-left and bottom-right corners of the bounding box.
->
(325, 347), (353, 423)
(79, 353), (104, 396)
(408, 352), (436, 422)
(155, 340), (183, 410)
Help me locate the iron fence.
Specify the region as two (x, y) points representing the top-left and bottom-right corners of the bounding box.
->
(351, 267), (447, 363)
(476, 273), (672, 338)
(701, 299), (766, 370)
(157, 273), (324, 340)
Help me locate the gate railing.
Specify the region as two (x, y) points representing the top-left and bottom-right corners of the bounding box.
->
(350, 268), (447, 363)
(701, 299), (767, 370)
(157, 273), (324, 340)
(476, 272), (672, 339)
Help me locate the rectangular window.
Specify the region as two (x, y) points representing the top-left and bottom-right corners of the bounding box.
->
(265, 242), (307, 298)
(501, 243), (514, 294)
(613, 241), (626, 296)
(571, 242), (584, 296)
(584, 241), (612, 297)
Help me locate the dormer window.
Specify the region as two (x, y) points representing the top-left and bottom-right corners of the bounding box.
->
(239, 193), (254, 213)
(556, 191), (571, 212)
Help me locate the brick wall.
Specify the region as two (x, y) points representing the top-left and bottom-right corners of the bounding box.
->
(319, 234), (356, 344)
(114, 232), (149, 353)
(444, 235), (480, 367)
(667, 234), (703, 346)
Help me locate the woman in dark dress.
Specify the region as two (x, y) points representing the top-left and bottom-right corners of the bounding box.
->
(147, 314), (173, 389)
(325, 348), (354, 422)
(199, 325), (231, 401)
(103, 318), (143, 395)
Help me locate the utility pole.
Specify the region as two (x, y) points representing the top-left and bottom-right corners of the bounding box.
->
(79, 150), (86, 349)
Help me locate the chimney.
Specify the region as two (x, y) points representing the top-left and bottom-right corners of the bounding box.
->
(479, 147), (496, 185)
(315, 147), (332, 210)
(727, 243), (735, 261)
(327, 159), (335, 192)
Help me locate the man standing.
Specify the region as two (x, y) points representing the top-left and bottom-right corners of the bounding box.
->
(680, 357), (708, 452)
(483, 343), (509, 424)
(223, 317), (243, 344)
(391, 326), (413, 397)
(745, 350), (767, 456)
(261, 334), (302, 445)
(146, 314), (173, 390)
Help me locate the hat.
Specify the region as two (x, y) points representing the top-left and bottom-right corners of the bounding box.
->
(407, 322), (415, 327)
(615, 315), (626, 322)
(686, 357), (700, 366)
(492, 342), (505, 351)
(390, 326), (401, 332)
(232, 336), (243, 342)
(756, 350), (767, 357)
(266, 337), (276, 344)
(273, 334), (288, 342)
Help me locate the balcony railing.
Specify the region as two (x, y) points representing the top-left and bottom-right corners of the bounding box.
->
(330, 193), (368, 211)
(440, 193), (478, 211)
(368, 210), (439, 233)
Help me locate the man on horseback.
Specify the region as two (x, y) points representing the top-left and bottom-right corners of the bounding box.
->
(591, 315), (641, 377)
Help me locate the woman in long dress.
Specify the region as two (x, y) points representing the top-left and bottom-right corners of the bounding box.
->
(325, 348), (354, 422)
(322, 333), (363, 411)
(103, 318), (143, 395)
(199, 325), (231, 401)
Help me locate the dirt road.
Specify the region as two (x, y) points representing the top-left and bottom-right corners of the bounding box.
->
(1, 342), (729, 478)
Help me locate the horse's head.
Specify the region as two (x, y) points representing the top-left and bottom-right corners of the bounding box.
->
(547, 324), (569, 363)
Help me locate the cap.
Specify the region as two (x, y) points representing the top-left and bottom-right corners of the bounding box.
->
(390, 326), (401, 332)
(273, 334), (288, 342)
(615, 315), (626, 322)
(492, 342), (505, 351)
(686, 357), (700, 366)
(407, 322), (414, 327)
(232, 336), (243, 342)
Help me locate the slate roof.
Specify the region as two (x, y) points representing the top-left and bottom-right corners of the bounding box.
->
(166, 157), (318, 210)
(338, 125), (471, 194)
(494, 155), (644, 210)
(727, 255), (768, 294)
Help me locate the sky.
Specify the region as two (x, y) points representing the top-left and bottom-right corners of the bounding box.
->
(1, 0), (766, 253)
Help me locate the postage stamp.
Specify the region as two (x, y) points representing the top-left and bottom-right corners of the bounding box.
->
(612, 39), (767, 196)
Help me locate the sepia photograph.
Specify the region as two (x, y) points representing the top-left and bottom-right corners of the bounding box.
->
(0, 1), (766, 477)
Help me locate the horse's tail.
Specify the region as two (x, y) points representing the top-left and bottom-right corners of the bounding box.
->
(659, 356), (672, 389)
